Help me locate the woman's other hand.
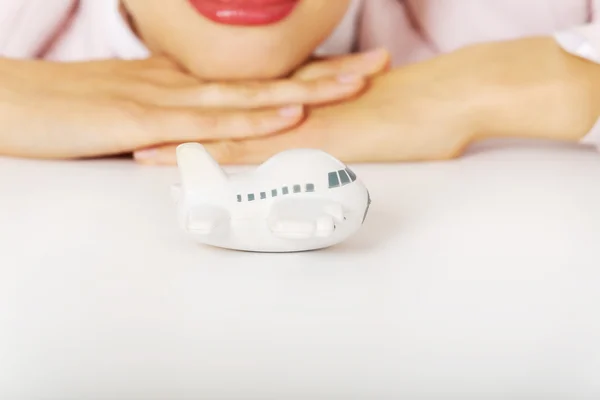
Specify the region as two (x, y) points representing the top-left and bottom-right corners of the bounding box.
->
(136, 37), (600, 165)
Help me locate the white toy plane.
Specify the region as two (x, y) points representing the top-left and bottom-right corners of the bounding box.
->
(172, 142), (371, 252)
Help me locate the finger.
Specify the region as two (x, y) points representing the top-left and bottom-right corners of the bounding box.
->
(293, 48), (390, 80)
(125, 68), (200, 87)
(134, 130), (308, 165)
(127, 75), (367, 109)
(137, 104), (304, 147)
(133, 144), (180, 165)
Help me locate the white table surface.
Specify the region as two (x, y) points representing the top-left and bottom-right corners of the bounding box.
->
(2, 139), (600, 399)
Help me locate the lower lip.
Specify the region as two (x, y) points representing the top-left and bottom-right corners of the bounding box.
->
(188, 0), (299, 26)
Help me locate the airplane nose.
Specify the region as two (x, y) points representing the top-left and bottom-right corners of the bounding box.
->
(361, 190), (371, 224)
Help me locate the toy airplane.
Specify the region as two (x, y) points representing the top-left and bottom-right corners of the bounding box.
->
(171, 142), (371, 252)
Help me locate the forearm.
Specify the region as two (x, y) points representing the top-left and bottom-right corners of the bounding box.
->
(0, 58), (27, 153)
(463, 37), (600, 143)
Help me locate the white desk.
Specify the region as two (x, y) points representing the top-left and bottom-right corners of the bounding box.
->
(2, 140), (600, 399)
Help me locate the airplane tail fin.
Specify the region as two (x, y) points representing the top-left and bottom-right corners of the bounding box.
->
(176, 143), (227, 191)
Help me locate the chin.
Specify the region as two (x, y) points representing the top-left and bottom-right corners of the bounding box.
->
(179, 49), (309, 81)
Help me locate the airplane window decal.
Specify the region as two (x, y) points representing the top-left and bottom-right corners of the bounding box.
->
(345, 168), (357, 182)
(236, 185), (315, 202)
(338, 169), (351, 185)
(328, 172), (340, 188)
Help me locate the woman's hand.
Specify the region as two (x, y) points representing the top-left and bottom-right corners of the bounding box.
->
(134, 67), (472, 164)
(0, 49), (388, 159)
(136, 37), (600, 165)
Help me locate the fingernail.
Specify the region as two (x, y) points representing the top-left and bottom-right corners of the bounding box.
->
(279, 105), (303, 118)
(134, 148), (157, 161)
(337, 73), (363, 83)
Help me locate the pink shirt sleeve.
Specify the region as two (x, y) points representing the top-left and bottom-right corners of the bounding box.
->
(552, 0), (600, 148)
(554, 0), (600, 63)
(358, 0), (436, 66)
(0, 0), (76, 59)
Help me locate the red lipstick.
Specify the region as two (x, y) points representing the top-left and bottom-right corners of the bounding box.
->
(189, 0), (300, 26)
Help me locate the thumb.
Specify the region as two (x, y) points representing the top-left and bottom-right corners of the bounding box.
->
(134, 127), (309, 166)
(134, 137), (289, 166)
(293, 48), (390, 81)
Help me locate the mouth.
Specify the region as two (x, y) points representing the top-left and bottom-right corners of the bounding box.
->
(188, 0), (300, 26)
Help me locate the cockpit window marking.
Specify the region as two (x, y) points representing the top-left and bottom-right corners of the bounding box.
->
(328, 171), (340, 188)
(338, 169), (351, 185)
(345, 168), (357, 182)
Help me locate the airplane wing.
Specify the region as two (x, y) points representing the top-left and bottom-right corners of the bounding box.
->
(267, 197), (345, 240)
(183, 204), (230, 236)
